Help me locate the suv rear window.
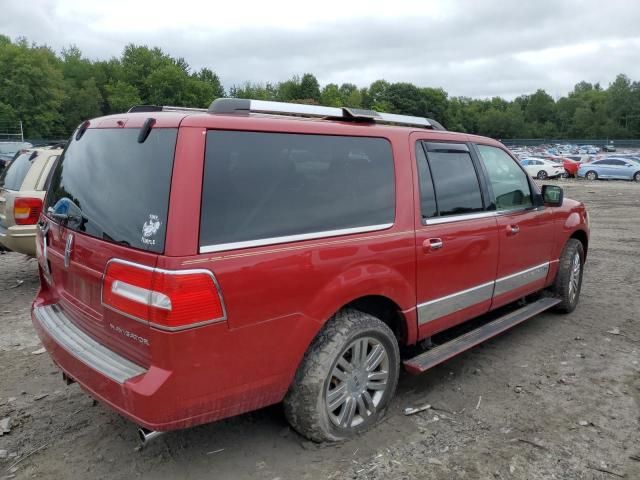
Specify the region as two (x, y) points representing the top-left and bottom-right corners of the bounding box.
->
(0, 152), (34, 190)
(45, 128), (177, 253)
(200, 131), (395, 250)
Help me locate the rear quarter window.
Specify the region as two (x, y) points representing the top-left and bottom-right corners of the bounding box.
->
(200, 131), (395, 250)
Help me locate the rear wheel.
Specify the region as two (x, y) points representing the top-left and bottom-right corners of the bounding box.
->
(537, 170), (548, 180)
(633, 171), (640, 182)
(561, 170), (570, 179)
(284, 309), (400, 442)
(552, 239), (585, 313)
(586, 170), (598, 181)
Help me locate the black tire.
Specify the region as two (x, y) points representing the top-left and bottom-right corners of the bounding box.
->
(561, 170), (570, 179)
(586, 170), (598, 181)
(537, 170), (548, 180)
(552, 239), (585, 313)
(633, 171), (640, 182)
(283, 309), (400, 443)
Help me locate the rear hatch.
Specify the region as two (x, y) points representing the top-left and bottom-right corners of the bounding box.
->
(40, 125), (178, 366)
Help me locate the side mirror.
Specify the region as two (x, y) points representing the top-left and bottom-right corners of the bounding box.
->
(541, 185), (563, 207)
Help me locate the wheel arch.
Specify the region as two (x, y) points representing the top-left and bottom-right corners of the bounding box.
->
(570, 229), (589, 259)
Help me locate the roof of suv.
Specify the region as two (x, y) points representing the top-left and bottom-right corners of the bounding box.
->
(84, 111), (503, 149)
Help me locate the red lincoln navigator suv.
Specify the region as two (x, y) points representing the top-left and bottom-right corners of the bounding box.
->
(32, 99), (589, 444)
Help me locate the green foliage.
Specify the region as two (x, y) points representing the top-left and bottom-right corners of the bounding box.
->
(1, 36), (639, 139)
(105, 81), (141, 113)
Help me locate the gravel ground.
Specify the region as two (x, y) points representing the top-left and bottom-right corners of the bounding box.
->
(0, 179), (639, 480)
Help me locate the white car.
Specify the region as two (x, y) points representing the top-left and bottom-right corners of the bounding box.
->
(519, 158), (565, 180)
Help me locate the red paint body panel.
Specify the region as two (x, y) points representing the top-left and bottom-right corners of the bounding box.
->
(32, 111), (590, 432)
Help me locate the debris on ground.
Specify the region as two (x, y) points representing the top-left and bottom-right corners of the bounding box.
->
(31, 347), (46, 355)
(0, 417), (11, 435)
(475, 396), (482, 410)
(403, 403), (431, 415)
(206, 448), (225, 455)
(607, 327), (622, 336)
(33, 393), (48, 401)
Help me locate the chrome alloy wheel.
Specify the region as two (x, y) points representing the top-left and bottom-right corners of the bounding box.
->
(568, 251), (581, 303)
(325, 337), (389, 428)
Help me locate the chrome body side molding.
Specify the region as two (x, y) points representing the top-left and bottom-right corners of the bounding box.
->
(418, 261), (552, 325)
(493, 262), (550, 297)
(417, 281), (494, 324)
(200, 223), (393, 254)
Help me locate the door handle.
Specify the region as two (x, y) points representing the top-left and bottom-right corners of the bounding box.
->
(423, 238), (443, 252)
(507, 225), (520, 235)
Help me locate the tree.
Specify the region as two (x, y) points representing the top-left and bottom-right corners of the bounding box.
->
(320, 83), (342, 106)
(61, 77), (103, 131)
(196, 68), (225, 98)
(106, 81), (142, 113)
(524, 89), (556, 125)
(0, 40), (65, 137)
(146, 64), (188, 105)
(121, 44), (175, 102)
(298, 73), (321, 102)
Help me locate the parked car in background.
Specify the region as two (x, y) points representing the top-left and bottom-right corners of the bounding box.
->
(31, 99), (588, 444)
(578, 158), (640, 182)
(578, 146), (599, 155)
(564, 155), (591, 164)
(602, 143), (616, 152)
(520, 158), (566, 179)
(0, 148), (61, 255)
(541, 156), (581, 178)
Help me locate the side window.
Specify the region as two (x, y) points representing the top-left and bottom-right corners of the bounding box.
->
(476, 145), (533, 211)
(521, 160), (529, 166)
(200, 131), (395, 248)
(423, 144), (484, 217)
(415, 143), (437, 218)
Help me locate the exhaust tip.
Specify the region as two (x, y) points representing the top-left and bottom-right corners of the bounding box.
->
(137, 427), (164, 446)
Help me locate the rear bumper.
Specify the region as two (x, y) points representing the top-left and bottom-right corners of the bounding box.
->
(32, 302), (176, 430)
(31, 300), (289, 431)
(0, 223), (36, 255)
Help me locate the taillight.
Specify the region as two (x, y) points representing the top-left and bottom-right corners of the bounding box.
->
(102, 260), (226, 331)
(14, 197), (43, 225)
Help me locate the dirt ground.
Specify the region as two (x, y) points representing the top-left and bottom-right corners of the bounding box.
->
(1, 180), (639, 480)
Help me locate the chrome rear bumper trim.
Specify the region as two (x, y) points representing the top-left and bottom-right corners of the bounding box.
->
(34, 304), (147, 384)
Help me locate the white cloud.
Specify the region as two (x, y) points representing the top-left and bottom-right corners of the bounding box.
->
(1, 0), (639, 98)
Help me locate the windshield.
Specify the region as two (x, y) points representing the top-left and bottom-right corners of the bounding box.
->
(45, 128), (177, 253)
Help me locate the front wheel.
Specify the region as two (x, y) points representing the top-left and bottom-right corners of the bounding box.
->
(537, 170), (548, 180)
(586, 170), (598, 181)
(552, 239), (585, 313)
(633, 171), (640, 182)
(284, 309), (400, 442)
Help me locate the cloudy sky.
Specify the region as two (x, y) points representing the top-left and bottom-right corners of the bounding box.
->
(1, 0), (640, 99)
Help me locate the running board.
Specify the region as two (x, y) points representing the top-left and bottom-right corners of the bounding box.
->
(403, 297), (561, 375)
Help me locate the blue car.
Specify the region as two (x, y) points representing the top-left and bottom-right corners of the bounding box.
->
(578, 158), (640, 182)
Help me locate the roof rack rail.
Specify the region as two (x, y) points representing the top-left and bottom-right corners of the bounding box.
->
(128, 105), (208, 113)
(208, 98), (446, 130)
